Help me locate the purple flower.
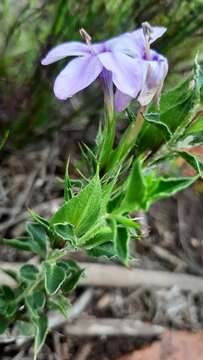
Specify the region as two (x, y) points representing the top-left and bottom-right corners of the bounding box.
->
(114, 24), (168, 112)
(41, 29), (144, 108)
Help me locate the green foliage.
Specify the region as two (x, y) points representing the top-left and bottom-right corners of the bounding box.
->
(33, 314), (48, 359)
(49, 294), (71, 318)
(119, 158), (147, 212)
(114, 226), (130, 266)
(44, 262), (66, 295)
(26, 223), (48, 257)
(50, 172), (102, 237)
(20, 264), (39, 281)
(26, 291), (46, 316)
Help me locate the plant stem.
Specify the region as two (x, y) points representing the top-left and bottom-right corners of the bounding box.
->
(107, 105), (147, 171)
(98, 108), (116, 168)
(121, 106), (146, 150)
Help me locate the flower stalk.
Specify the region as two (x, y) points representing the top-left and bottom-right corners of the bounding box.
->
(107, 106), (147, 171)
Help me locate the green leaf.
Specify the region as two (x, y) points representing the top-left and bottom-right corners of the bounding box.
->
(99, 112), (116, 167)
(26, 291), (46, 316)
(186, 115), (203, 135)
(1, 285), (15, 301)
(6, 302), (17, 317)
(195, 58), (203, 105)
(44, 262), (66, 295)
(79, 142), (97, 172)
(0, 296), (6, 315)
(144, 112), (172, 140)
(160, 77), (192, 113)
(50, 172), (102, 236)
(0, 317), (8, 334)
(16, 320), (35, 337)
(0, 130), (9, 151)
(101, 167), (121, 215)
(114, 215), (140, 230)
(29, 210), (50, 230)
(26, 223), (48, 258)
(177, 151), (203, 178)
(20, 264), (39, 281)
(49, 294), (71, 318)
(0, 269), (19, 283)
(119, 158), (146, 212)
(64, 159), (73, 201)
(0, 286), (16, 317)
(138, 65), (201, 153)
(53, 223), (75, 242)
(58, 259), (81, 272)
(146, 176), (198, 207)
(84, 226), (113, 249)
(2, 236), (32, 252)
(62, 266), (84, 294)
(33, 314), (48, 359)
(114, 226), (130, 266)
(183, 115), (203, 146)
(86, 242), (116, 259)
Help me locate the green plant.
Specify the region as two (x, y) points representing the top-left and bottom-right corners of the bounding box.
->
(1, 23), (203, 360)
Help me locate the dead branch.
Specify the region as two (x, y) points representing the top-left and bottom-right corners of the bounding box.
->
(65, 318), (164, 337)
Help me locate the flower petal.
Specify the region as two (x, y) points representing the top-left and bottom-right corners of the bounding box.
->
(138, 56), (168, 106)
(127, 26), (166, 57)
(106, 33), (140, 58)
(41, 41), (90, 65)
(54, 55), (103, 100)
(131, 26), (166, 45)
(98, 51), (145, 97)
(150, 26), (167, 43)
(115, 90), (133, 112)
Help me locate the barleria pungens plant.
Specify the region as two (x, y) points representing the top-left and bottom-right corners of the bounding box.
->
(1, 22), (203, 359)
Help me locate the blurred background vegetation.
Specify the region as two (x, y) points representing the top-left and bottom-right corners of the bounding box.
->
(0, 0), (203, 147)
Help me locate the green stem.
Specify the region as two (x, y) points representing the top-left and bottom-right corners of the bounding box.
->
(107, 106), (147, 171)
(98, 109), (116, 168)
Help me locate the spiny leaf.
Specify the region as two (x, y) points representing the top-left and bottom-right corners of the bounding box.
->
(84, 226), (113, 249)
(20, 264), (39, 282)
(2, 236), (31, 252)
(62, 270), (84, 294)
(146, 176), (198, 208)
(176, 150), (203, 178)
(26, 222), (48, 258)
(53, 222), (76, 242)
(44, 262), (66, 295)
(49, 294), (71, 318)
(26, 291), (46, 317)
(50, 172), (102, 236)
(114, 226), (130, 266)
(16, 321), (35, 337)
(119, 157), (146, 212)
(144, 112), (172, 140)
(33, 314), (48, 359)
(29, 210), (50, 230)
(114, 215), (140, 230)
(0, 130), (9, 151)
(64, 158), (73, 201)
(87, 242), (116, 259)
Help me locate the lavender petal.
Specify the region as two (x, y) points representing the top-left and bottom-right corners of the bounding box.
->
(41, 41), (90, 65)
(54, 55), (103, 100)
(98, 51), (144, 97)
